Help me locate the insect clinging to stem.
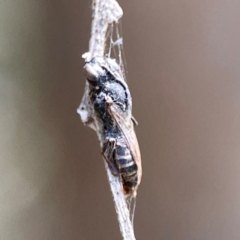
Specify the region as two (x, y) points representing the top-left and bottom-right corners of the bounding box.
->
(83, 56), (142, 199)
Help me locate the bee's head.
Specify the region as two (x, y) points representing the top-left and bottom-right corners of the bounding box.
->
(83, 57), (106, 86)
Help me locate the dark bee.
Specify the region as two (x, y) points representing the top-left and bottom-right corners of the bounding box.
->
(84, 56), (142, 198)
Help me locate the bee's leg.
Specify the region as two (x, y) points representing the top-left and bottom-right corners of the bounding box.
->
(102, 137), (116, 159)
(105, 95), (114, 109)
(131, 116), (138, 126)
(102, 138), (119, 176)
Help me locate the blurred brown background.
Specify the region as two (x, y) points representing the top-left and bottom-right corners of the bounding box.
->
(1, 0), (240, 239)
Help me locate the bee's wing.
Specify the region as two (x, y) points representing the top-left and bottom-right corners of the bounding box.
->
(107, 101), (142, 185)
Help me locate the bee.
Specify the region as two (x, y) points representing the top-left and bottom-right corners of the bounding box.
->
(83, 56), (142, 198)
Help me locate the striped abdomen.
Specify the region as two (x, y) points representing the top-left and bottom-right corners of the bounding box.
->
(115, 140), (138, 196)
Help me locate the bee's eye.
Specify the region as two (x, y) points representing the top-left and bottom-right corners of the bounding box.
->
(83, 62), (105, 83)
(83, 63), (98, 82)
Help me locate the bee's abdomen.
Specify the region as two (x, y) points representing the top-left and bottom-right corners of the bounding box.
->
(115, 142), (138, 195)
